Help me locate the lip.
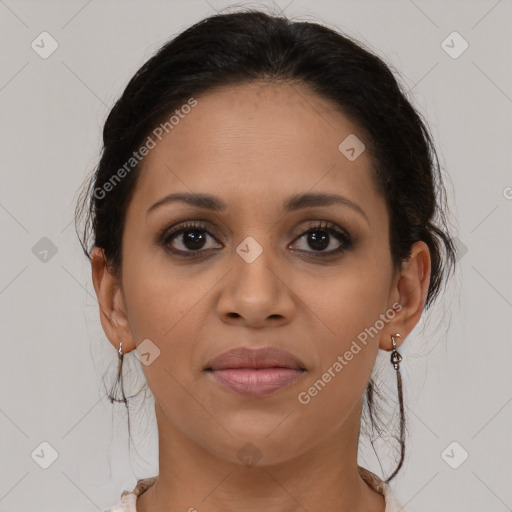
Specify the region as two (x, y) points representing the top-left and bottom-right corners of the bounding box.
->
(204, 346), (306, 398)
(205, 346), (306, 371)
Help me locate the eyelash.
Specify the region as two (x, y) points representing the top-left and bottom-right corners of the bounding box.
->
(157, 220), (353, 259)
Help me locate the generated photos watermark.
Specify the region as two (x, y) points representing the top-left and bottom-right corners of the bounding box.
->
(93, 97), (198, 200)
(297, 302), (403, 405)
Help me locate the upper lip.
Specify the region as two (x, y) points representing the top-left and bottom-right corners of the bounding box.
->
(205, 346), (306, 371)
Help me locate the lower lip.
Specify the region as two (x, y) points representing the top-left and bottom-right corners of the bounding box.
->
(208, 368), (305, 397)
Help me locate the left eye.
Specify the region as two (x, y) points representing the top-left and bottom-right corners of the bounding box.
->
(290, 223), (351, 255)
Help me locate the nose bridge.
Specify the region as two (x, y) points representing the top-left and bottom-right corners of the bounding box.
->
(229, 205), (278, 270)
(233, 231), (281, 297)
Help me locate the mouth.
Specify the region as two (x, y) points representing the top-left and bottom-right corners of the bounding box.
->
(204, 346), (306, 398)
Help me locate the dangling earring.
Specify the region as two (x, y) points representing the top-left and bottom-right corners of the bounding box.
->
(390, 333), (402, 370)
(384, 332), (406, 483)
(108, 341), (127, 405)
(116, 341), (125, 394)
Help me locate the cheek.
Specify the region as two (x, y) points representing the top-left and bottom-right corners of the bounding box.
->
(299, 264), (387, 404)
(296, 286), (382, 436)
(303, 262), (389, 347)
(121, 253), (213, 378)
(121, 237), (192, 338)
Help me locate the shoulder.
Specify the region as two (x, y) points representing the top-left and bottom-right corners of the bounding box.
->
(104, 477), (158, 512)
(358, 466), (407, 512)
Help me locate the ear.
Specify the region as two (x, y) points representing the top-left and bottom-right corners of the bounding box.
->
(380, 240), (431, 350)
(91, 246), (136, 353)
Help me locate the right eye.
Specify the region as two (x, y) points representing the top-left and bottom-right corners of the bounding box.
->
(160, 221), (223, 257)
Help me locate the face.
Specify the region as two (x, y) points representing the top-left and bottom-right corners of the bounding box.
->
(96, 81), (411, 466)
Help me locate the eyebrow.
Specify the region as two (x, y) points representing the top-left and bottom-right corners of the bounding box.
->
(147, 192), (369, 224)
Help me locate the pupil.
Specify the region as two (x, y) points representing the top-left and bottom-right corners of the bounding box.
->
(184, 230), (205, 250)
(309, 231), (329, 250)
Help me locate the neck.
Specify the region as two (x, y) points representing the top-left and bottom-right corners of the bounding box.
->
(136, 402), (386, 512)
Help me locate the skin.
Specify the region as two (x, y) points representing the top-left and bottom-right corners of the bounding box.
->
(91, 81), (431, 512)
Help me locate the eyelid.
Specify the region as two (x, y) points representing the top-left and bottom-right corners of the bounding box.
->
(156, 217), (228, 240)
(290, 220), (349, 239)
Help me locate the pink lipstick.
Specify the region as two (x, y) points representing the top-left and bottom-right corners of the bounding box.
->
(205, 346), (306, 397)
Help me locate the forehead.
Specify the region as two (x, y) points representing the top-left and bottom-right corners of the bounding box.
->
(128, 81), (381, 218)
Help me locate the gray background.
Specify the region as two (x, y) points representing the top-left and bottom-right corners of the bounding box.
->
(1, 0), (511, 511)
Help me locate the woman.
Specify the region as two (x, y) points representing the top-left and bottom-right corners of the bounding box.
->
(75, 9), (456, 512)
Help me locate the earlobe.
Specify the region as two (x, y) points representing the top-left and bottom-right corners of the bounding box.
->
(381, 240), (431, 350)
(91, 246), (135, 353)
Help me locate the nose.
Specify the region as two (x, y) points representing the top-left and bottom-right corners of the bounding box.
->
(216, 245), (296, 329)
